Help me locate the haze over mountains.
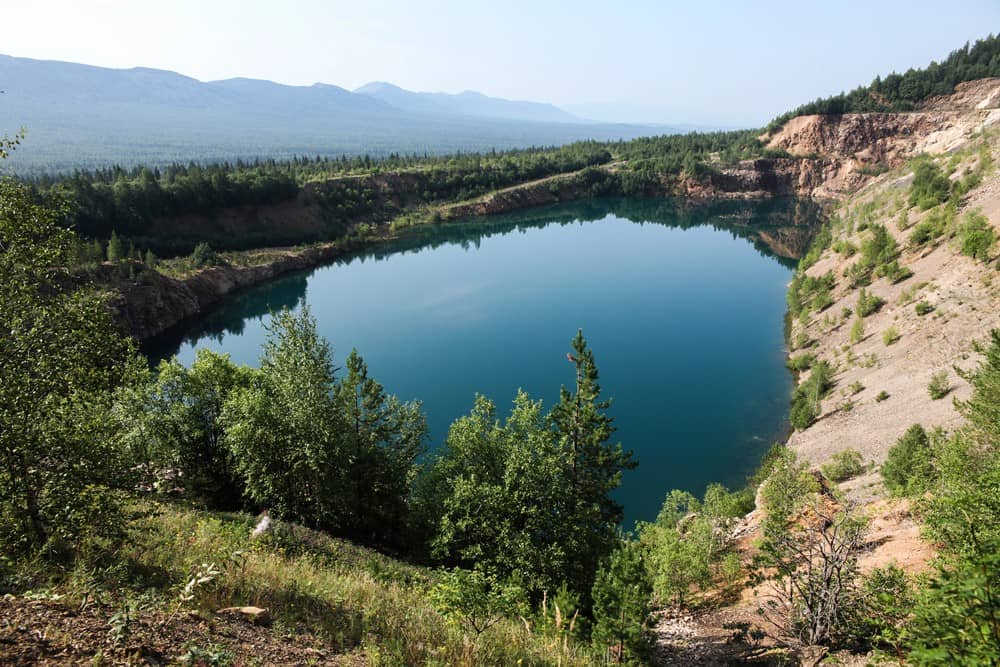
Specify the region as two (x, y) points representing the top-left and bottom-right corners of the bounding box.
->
(0, 54), (660, 174)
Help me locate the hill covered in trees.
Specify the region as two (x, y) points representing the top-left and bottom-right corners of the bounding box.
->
(767, 34), (1000, 131)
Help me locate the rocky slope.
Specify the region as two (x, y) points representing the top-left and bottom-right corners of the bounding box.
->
(653, 80), (1000, 666)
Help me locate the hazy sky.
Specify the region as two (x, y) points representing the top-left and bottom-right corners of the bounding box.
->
(5, 1), (999, 126)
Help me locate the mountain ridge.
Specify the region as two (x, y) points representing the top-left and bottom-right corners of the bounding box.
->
(0, 53), (657, 173)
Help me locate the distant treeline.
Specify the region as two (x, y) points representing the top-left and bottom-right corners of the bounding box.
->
(30, 131), (786, 255)
(34, 143), (613, 245)
(768, 35), (1000, 131)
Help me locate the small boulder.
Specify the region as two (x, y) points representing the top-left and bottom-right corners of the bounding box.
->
(217, 606), (272, 626)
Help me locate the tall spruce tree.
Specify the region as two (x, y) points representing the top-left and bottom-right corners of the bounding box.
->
(335, 349), (426, 545)
(550, 329), (637, 596)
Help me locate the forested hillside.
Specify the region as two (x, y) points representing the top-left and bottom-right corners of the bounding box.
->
(767, 34), (1000, 130)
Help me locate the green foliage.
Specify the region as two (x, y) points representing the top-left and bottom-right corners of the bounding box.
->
(821, 448), (866, 482)
(908, 540), (1000, 666)
(106, 230), (125, 262)
(590, 542), (653, 663)
(957, 210), (995, 261)
(429, 568), (528, 637)
(877, 259), (913, 283)
(857, 564), (915, 655)
(914, 332), (1000, 557)
(759, 449), (819, 529)
(789, 360), (833, 430)
(881, 424), (936, 497)
(189, 241), (218, 268)
(909, 203), (954, 247)
(910, 158), (952, 210)
(116, 350), (253, 508)
(767, 37), (1000, 130)
(849, 317), (865, 344)
(787, 353), (816, 372)
(882, 326), (901, 346)
(928, 370), (950, 399)
(220, 307), (425, 541)
(420, 330), (634, 600)
(915, 300), (935, 316)
(856, 288), (885, 318)
(335, 349), (427, 545)
(875, 390), (890, 402)
(416, 392), (577, 594)
(0, 176), (139, 556)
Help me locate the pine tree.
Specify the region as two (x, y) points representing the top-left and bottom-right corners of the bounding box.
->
(335, 349), (425, 544)
(549, 329), (637, 598)
(591, 541), (653, 663)
(106, 231), (124, 263)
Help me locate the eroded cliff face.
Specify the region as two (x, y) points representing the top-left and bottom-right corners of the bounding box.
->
(108, 244), (344, 340)
(759, 78), (1000, 199)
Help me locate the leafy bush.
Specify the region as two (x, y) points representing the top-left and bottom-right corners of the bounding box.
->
(928, 370), (950, 400)
(790, 360), (834, 430)
(787, 353), (816, 372)
(915, 301), (935, 316)
(881, 424), (935, 496)
(856, 288), (885, 318)
(883, 326), (901, 346)
(875, 390), (890, 402)
(908, 542), (1000, 666)
(850, 318), (865, 344)
(189, 241), (219, 268)
(957, 210), (995, 261)
(430, 568), (527, 637)
(877, 259), (913, 283)
(909, 159), (951, 211)
(822, 448), (866, 482)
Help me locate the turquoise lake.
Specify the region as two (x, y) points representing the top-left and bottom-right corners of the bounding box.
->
(146, 198), (818, 527)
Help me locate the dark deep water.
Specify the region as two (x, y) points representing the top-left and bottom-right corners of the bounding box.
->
(146, 198), (820, 527)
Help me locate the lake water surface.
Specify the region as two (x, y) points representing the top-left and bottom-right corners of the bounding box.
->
(147, 198), (818, 526)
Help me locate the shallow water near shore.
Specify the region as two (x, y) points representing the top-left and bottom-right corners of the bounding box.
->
(146, 197), (818, 526)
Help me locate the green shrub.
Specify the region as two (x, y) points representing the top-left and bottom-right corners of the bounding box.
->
(908, 542), (1000, 666)
(850, 318), (865, 344)
(856, 288), (885, 318)
(875, 390), (890, 402)
(189, 242), (218, 268)
(759, 449), (820, 527)
(909, 159), (951, 210)
(915, 301), (935, 316)
(822, 448), (866, 482)
(849, 380), (865, 395)
(928, 370), (950, 399)
(877, 259), (913, 283)
(787, 353), (816, 372)
(790, 361), (834, 430)
(881, 424), (935, 496)
(882, 326), (901, 346)
(957, 210), (995, 261)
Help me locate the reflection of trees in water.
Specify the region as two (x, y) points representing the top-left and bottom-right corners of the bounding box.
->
(145, 197), (822, 363)
(347, 197), (820, 269)
(143, 273), (308, 363)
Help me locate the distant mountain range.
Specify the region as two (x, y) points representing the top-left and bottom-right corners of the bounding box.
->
(353, 81), (582, 124)
(0, 55), (665, 174)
